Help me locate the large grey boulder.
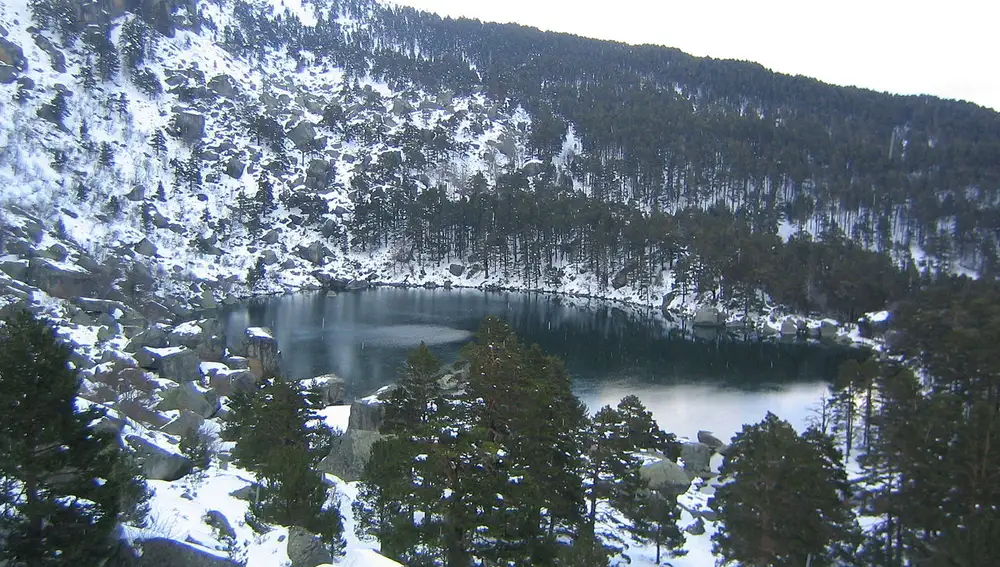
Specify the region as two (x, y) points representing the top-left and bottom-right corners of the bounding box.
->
(116, 399), (171, 428)
(73, 297), (145, 326)
(819, 320), (839, 340)
(697, 430), (726, 453)
(780, 318), (799, 337)
(287, 121), (319, 152)
(448, 263), (465, 277)
(135, 538), (238, 567)
(160, 409), (206, 439)
(168, 319), (225, 361)
(26, 258), (98, 299)
(241, 327), (281, 379)
(127, 326), (169, 352)
(126, 436), (193, 481)
(0, 37), (26, 71)
(135, 238), (158, 257)
(142, 346), (201, 382)
(157, 382), (220, 418)
(209, 369), (256, 397)
(171, 109), (206, 143)
(207, 74), (238, 99)
(287, 527), (332, 567)
(295, 241), (330, 265)
(680, 442), (713, 478)
(347, 399), (384, 432)
(0, 64), (18, 84)
(639, 459), (691, 494)
(692, 306), (725, 327)
(225, 154), (245, 179)
(302, 373), (345, 406)
(318, 429), (384, 482)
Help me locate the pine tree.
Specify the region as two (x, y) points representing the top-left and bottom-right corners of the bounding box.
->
(246, 256), (265, 290)
(119, 17), (148, 72)
(99, 142), (115, 169)
(156, 180), (167, 201)
(224, 378), (345, 553)
(710, 412), (857, 567)
(0, 310), (149, 565)
(79, 61), (97, 91)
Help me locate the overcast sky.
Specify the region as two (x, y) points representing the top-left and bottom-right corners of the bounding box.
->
(391, 0), (1000, 112)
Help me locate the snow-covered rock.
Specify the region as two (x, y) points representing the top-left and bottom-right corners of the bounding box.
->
(157, 382), (220, 418)
(640, 458), (692, 494)
(319, 429), (383, 482)
(287, 527), (332, 567)
(126, 435), (193, 482)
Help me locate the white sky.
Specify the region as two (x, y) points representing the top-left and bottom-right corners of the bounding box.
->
(391, 0), (1000, 112)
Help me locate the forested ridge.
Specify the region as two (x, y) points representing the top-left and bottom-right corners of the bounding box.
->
(210, 0), (1000, 317)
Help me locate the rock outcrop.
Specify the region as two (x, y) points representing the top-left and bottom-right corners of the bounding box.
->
(126, 435), (193, 481)
(287, 527), (332, 567)
(318, 429), (384, 482)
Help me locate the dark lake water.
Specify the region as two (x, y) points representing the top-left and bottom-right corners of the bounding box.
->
(221, 288), (860, 440)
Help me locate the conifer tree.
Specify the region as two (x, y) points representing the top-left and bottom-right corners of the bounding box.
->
(99, 142), (115, 169)
(0, 310), (148, 565)
(224, 377), (345, 554)
(150, 129), (168, 156)
(710, 412), (857, 567)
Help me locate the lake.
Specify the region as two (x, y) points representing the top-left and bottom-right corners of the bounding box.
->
(221, 288), (859, 441)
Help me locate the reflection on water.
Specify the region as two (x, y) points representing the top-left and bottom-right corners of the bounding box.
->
(221, 288), (860, 438)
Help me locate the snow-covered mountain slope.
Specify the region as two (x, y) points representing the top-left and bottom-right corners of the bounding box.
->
(0, 0), (550, 305)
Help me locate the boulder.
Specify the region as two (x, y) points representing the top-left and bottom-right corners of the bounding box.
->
(171, 110), (206, 144)
(779, 318), (798, 336)
(160, 409), (205, 439)
(118, 367), (158, 393)
(639, 459), (691, 494)
(819, 319), (839, 340)
(157, 382), (221, 418)
(223, 355), (249, 369)
(287, 527), (332, 567)
(207, 74), (238, 99)
(318, 429), (384, 482)
(0, 64), (17, 84)
(692, 306), (725, 327)
(261, 249), (279, 266)
(225, 154), (245, 179)
(26, 258), (98, 299)
(0, 259), (28, 281)
(680, 442), (713, 478)
(242, 327), (281, 379)
(134, 238), (158, 257)
(347, 399), (384, 432)
(126, 436), (193, 481)
(304, 159), (333, 189)
(0, 37), (26, 71)
(168, 319), (225, 361)
(685, 516), (706, 536)
(144, 346), (201, 382)
(203, 510), (236, 541)
(295, 241), (330, 265)
(135, 538), (238, 567)
(303, 373), (345, 406)
(116, 399), (171, 428)
(448, 263), (465, 277)
(697, 430), (726, 453)
(287, 121), (319, 152)
(209, 369), (256, 397)
(127, 326), (169, 352)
